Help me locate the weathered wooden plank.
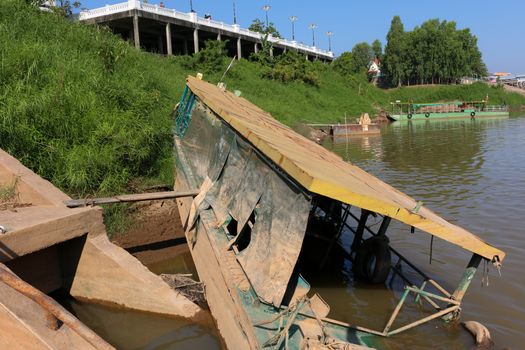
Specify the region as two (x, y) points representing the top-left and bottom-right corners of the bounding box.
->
(64, 190), (199, 208)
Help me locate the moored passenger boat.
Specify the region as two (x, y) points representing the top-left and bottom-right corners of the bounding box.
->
(173, 76), (506, 350)
(389, 100), (509, 121)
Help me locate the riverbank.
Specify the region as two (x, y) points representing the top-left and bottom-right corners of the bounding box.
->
(110, 200), (189, 267)
(2, 0), (525, 211)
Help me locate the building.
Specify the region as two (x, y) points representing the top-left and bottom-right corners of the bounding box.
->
(79, 0), (334, 61)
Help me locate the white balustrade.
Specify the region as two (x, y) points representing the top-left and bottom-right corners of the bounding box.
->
(79, 1), (334, 58)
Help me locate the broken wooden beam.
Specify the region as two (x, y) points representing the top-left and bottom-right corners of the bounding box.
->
(64, 190), (200, 208)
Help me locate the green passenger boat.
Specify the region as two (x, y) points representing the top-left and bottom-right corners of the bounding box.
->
(173, 76), (506, 350)
(388, 100), (509, 121)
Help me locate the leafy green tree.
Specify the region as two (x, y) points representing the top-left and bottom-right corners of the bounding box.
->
(332, 52), (354, 76)
(371, 39), (382, 60)
(28, 0), (81, 17)
(383, 16), (487, 86)
(383, 16), (406, 87)
(248, 18), (281, 38)
(350, 42), (373, 74)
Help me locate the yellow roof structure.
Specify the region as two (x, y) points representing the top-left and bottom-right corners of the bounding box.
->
(186, 76), (506, 263)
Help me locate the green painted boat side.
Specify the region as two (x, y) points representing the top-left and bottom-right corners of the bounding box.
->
(389, 110), (509, 121)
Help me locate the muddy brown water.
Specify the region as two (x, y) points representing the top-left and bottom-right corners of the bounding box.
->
(319, 115), (525, 349)
(67, 115), (524, 349)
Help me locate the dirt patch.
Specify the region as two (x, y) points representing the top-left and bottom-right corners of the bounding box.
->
(111, 199), (189, 266)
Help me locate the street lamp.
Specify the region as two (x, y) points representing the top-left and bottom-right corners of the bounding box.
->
(309, 23), (318, 47)
(189, 0), (194, 12)
(289, 16), (298, 41)
(262, 5), (271, 28)
(233, 0), (237, 24)
(326, 31), (333, 52)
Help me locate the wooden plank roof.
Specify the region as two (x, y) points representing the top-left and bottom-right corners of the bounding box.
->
(186, 76), (505, 263)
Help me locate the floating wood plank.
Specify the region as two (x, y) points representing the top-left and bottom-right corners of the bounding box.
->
(64, 190), (199, 208)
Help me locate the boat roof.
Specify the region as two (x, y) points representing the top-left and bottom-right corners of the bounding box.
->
(186, 76), (505, 263)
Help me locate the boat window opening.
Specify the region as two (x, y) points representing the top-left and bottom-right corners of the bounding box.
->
(234, 211), (255, 252)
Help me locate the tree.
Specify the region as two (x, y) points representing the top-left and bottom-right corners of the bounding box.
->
(332, 52), (354, 76)
(248, 18), (281, 38)
(350, 42), (373, 74)
(27, 0), (81, 17)
(371, 39), (382, 60)
(383, 16), (406, 86)
(382, 16), (487, 86)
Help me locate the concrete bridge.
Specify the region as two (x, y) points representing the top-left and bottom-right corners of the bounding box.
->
(79, 0), (335, 62)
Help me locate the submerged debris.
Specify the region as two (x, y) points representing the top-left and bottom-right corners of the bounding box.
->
(160, 273), (207, 308)
(462, 321), (494, 349)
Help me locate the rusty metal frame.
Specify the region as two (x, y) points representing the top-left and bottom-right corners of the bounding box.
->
(337, 204), (483, 337)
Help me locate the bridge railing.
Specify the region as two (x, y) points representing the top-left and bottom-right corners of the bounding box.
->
(79, 1), (334, 58)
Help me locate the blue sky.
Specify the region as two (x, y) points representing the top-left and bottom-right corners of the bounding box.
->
(82, 0), (525, 74)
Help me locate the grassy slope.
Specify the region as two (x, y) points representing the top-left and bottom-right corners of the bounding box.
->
(2, 0), (524, 198)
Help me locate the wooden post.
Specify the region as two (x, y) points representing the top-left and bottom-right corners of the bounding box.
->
(193, 28), (199, 53)
(237, 37), (242, 60)
(165, 23), (172, 56)
(133, 14), (140, 49)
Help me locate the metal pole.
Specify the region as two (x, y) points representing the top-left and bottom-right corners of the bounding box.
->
(326, 31), (333, 52)
(189, 0), (193, 12)
(262, 5), (270, 28)
(233, 0), (237, 24)
(309, 23), (317, 47)
(289, 16), (297, 41)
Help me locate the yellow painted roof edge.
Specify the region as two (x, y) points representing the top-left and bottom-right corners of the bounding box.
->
(186, 76), (506, 263)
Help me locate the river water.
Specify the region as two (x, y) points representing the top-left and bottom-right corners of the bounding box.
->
(68, 116), (524, 349)
(320, 115), (525, 349)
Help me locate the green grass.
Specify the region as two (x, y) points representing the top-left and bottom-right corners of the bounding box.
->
(1, 0), (524, 203)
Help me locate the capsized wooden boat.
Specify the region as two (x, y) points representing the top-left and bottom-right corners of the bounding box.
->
(173, 76), (506, 350)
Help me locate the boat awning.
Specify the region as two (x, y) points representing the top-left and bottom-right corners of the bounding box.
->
(186, 76), (506, 263)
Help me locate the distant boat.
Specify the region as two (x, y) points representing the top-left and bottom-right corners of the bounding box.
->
(388, 100), (509, 121)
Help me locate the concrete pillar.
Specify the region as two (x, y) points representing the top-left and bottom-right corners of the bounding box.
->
(270, 47), (274, 57)
(157, 36), (164, 54)
(133, 14), (140, 49)
(193, 28), (199, 53)
(217, 32), (222, 41)
(305, 54), (309, 61)
(165, 23), (172, 56)
(237, 37), (242, 60)
(183, 40), (189, 55)
(254, 42), (259, 53)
